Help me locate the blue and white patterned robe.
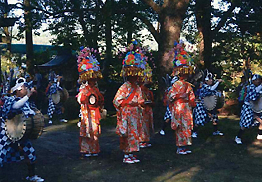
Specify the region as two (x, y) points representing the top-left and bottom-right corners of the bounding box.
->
(240, 84), (262, 128)
(46, 73), (63, 119)
(0, 96), (36, 167)
(164, 86), (172, 121)
(193, 84), (219, 126)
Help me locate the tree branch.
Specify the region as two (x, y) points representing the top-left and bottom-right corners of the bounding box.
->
(134, 13), (160, 44)
(141, 0), (161, 14)
(14, 2), (94, 18)
(212, 2), (237, 34)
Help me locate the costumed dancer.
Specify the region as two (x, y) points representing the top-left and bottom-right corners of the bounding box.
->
(236, 76), (248, 116)
(167, 41), (196, 155)
(76, 47), (104, 157)
(192, 70), (224, 138)
(235, 74), (262, 144)
(113, 41), (145, 164)
(138, 63), (154, 148)
(159, 76), (178, 136)
(46, 71), (67, 124)
(0, 78), (44, 181)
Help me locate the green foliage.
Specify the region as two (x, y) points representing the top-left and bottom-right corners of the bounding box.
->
(3, 0), (262, 99)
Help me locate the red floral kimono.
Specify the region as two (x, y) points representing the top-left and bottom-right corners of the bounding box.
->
(77, 84), (104, 154)
(113, 81), (144, 153)
(139, 85), (154, 143)
(167, 79), (196, 147)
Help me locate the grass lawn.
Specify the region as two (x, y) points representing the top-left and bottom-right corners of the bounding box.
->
(1, 114), (262, 182)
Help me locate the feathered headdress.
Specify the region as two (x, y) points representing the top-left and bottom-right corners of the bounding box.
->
(77, 46), (102, 81)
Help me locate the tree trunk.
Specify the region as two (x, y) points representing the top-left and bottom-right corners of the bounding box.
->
(155, 1), (189, 123)
(3, 12), (11, 60)
(24, 0), (34, 74)
(195, 0), (212, 71)
(137, 0), (190, 123)
(103, 0), (113, 81)
(127, 0), (133, 43)
(158, 15), (184, 74)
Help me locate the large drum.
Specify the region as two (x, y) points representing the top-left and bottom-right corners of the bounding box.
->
(250, 96), (262, 113)
(203, 94), (225, 111)
(51, 88), (69, 104)
(88, 94), (97, 105)
(60, 88), (69, 103)
(4, 109), (45, 142)
(51, 92), (60, 104)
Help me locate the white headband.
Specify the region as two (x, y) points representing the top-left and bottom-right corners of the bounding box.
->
(252, 74), (261, 81)
(11, 77), (27, 93)
(205, 72), (212, 81)
(11, 83), (24, 93)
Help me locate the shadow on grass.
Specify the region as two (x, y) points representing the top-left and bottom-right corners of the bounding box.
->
(1, 115), (262, 182)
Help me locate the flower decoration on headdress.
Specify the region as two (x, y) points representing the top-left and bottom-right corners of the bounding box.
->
(141, 63), (153, 83)
(77, 46), (102, 81)
(127, 39), (142, 52)
(121, 47), (145, 77)
(172, 41), (194, 76)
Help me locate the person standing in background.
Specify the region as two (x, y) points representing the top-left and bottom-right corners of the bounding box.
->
(167, 41), (196, 155)
(113, 40), (145, 164)
(76, 47), (104, 157)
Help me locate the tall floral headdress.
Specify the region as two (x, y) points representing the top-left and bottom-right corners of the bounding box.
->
(172, 41), (194, 76)
(121, 40), (145, 77)
(77, 46), (102, 81)
(141, 63), (153, 83)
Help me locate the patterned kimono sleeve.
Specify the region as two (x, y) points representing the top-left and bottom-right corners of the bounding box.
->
(167, 82), (180, 101)
(247, 84), (261, 101)
(136, 86), (145, 105)
(187, 84), (196, 107)
(113, 83), (127, 109)
(113, 83), (129, 136)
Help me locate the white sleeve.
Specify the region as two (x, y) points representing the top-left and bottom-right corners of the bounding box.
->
(12, 96), (29, 109)
(255, 84), (262, 92)
(210, 82), (220, 90)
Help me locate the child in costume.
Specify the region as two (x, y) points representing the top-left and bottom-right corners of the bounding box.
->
(0, 78), (44, 182)
(160, 76), (178, 136)
(46, 71), (67, 124)
(76, 47), (104, 157)
(113, 40), (145, 164)
(138, 63), (154, 148)
(235, 74), (262, 144)
(167, 41), (196, 155)
(192, 70), (223, 138)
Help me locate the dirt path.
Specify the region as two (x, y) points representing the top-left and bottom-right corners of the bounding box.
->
(1, 117), (262, 182)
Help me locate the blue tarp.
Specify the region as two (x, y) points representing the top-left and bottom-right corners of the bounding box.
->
(37, 54), (74, 67)
(0, 44), (55, 54)
(0, 44), (75, 67)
